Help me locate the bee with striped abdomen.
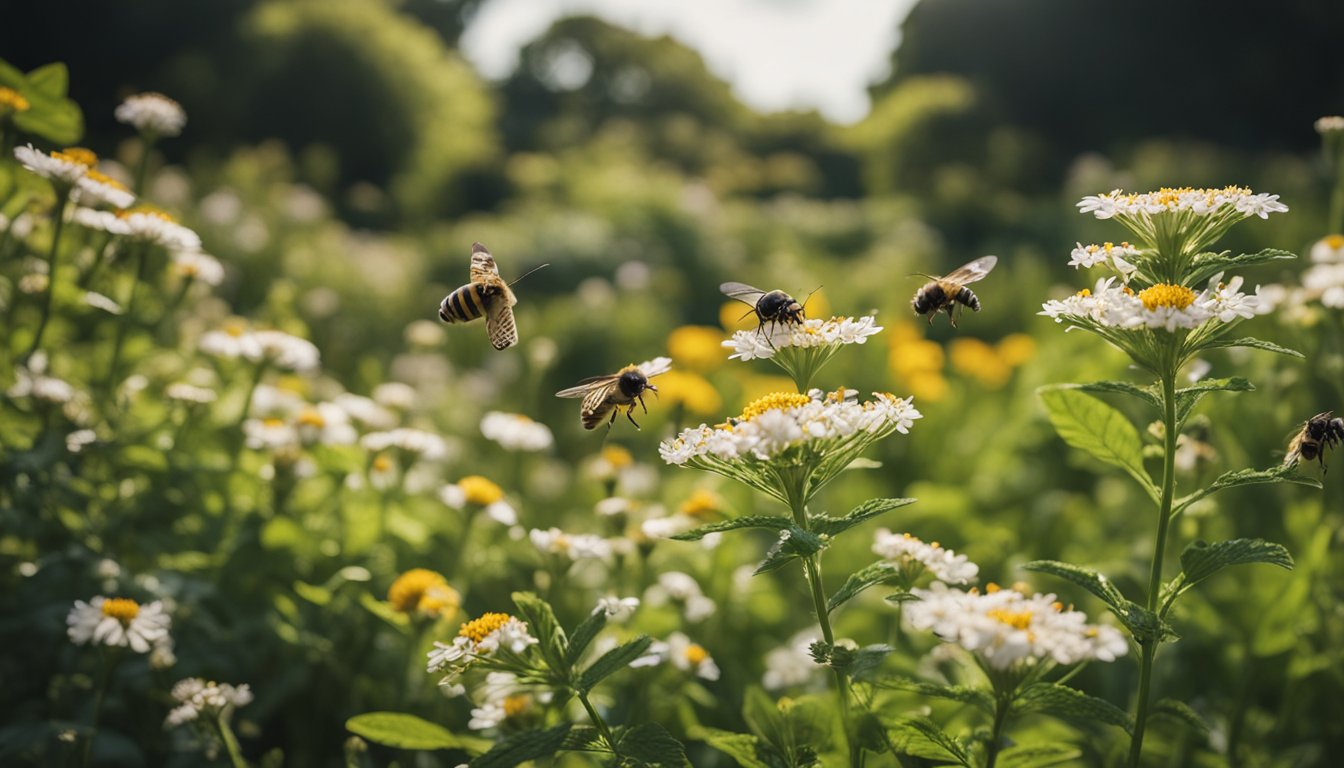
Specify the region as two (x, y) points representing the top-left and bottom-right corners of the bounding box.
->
(438, 242), (547, 350)
(720, 282), (806, 335)
(1284, 411), (1344, 471)
(556, 357), (672, 430)
(911, 255), (998, 327)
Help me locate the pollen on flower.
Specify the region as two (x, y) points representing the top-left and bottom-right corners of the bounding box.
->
(1138, 283), (1197, 311)
(295, 407), (326, 429)
(503, 694), (530, 718)
(117, 205), (174, 223)
(459, 612), (513, 644)
(85, 170), (127, 191)
(101, 597), (141, 622)
(0, 86), (30, 112)
(739, 392), (812, 421)
(685, 643), (710, 665)
(459, 475), (504, 505)
(1076, 288), (1091, 298)
(987, 608), (1033, 630)
(56, 147), (98, 167)
(371, 454), (393, 473)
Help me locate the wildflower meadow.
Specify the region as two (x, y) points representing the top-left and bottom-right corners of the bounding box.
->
(3, 3), (1344, 767)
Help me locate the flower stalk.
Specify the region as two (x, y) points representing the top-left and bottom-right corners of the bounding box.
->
(26, 196), (70, 361)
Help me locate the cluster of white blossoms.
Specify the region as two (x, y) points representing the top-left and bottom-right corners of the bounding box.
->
(872, 529), (980, 585)
(440, 475), (518, 526)
(463, 672), (551, 731)
(660, 389), (921, 465)
(1041, 275), (1266, 332)
(1067, 241), (1140, 281)
(427, 612), (540, 688)
(360, 427), (451, 460)
(480, 411), (554, 452)
(164, 678), (253, 728)
(171, 249), (225, 286)
(115, 92), (187, 137)
(724, 315), (882, 361)
(904, 583), (1128, 670)
(67, 596), (171, 654)
(198, 327), (321, 373)
(1077, 187), (1288, 221)
(593, 596), (641, 621)
(631, 632), (721, 680)
(644, 571), (717, 622)
(529, 527), (613, 561)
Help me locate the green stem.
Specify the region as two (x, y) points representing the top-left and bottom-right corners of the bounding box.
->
(1128, 369), (1178, 768)
(81, 648), (116, 768)
(105, 244), (148, 394)
(25, 194), (70, 361)
(985, 693), (1011, 768)
(577, 690), (618, 753)
(133, 135), (157, 197)
(214, 715), (250, 768)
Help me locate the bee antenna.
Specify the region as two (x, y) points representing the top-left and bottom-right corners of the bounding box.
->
(510, 263), (551, 286)
(909, 272), (939, 281)
(802, 285), (823, 308)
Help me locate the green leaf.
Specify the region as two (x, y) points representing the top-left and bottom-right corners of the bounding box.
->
(996, 744), (1084, 768)
(511, 592), (567, 671)
(473, 724), (573, 768)
(1174, 377), (1253, 426)
(1038, 387), (1157, 499)
(578, 635), (653, 693)
(1186, 248), (1296, 286)
(1053, 380), (1161, 411)
(1174, 465), (1321, 516)
(1176, 538), (1293, 593)
(1022, 560), (1126, 614)
(812, 498), (916, 537)
(754, 526), (825, 575)
(559, 725), (607, 753)
(670, 514), (791, 540)
(885, 717), (971, 765)
(827, 561), (903, 613)
(1013, 683), (1134, 735)
(689, 727), (775, 768)
(293, 581), (333, 606)
(345, 712), (486, 752)
(26, 62), (69, 97)
(871, 676), (993, 711)
(614, 722), (689, 766)
(358, 592), (409, 629)
(1150, 698), (1210, 737)
(1194, 336), (1303, 358)
(564, 610), (608, 667)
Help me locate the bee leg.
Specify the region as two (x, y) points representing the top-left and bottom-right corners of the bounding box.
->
(637, 393), (649, 414)
(626, 406), (642, 430)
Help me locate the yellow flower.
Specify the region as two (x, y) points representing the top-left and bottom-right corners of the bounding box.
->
(458, 475), (504, 506)
(459, 612), (513, 643)
(720, 301), (759, 333)
(667, 325), (726, 373)
(996, 333), (1037, 368)
(0, 86), (30, 113)
(101, 597), (141, 621)
(949, 337), (1010, 388)
(904, 372), (949, 403)
(657, 370), (723, 416)
(736, 373), (799, 406)
(1138, 283), (1196, 311)
(601, 445), (633, 470)
(679, 489), (722, 518)
(740, 391), (812, 420)
(388, 569), (460, 618)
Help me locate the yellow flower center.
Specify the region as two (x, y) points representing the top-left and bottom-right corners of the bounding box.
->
(987, 608), (1033, 630)
(459, 612), (513, 644)
(84, 170), (128, 191)
(0, 86), (30, 112)
(985, 583), (1001, 593)
(295, 407), (325, 428)
(601, 445), (633, 469)
(117, 204), (174, 222)
(1075, 288), (1091, 298)
(459, 475), (504, 505)
(684, 643), (710, 665)
(224, 318), (248, 337)
(503, 694), (531, 718)
(101, 597), (141, 622)
(739, 392), (812, 421)
(1138, 283), (1196, 311)
(55, 147), (98, 167)
(263, 417), (284, 428)
(371, 454), (393, 473)
(679, 488), (722, 518)
(1326, 234), (1344, 250)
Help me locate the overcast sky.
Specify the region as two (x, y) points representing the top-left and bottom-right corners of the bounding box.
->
(460, 0), (918, 124)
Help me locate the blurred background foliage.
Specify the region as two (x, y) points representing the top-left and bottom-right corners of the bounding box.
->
(2, 0), (1343, 765)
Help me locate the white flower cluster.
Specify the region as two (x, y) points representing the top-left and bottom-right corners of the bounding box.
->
(171, 250), (225, 286)
(360, 427), (450, 460)
(529, 527), (613, 561)
(199, 328), (320, 372)
(1041, 276), (1265, 332)
(631, 632), (721, 680)
(593, 596), (641, 621)
(724, 315), (882, 361)
(463, 672), (552, 731)
(904, 583), (1128, 670)
(1077, 187), (1288, 221)
(66, 596), (171, 654)
(644, 571), (717, 622)
(426, 614), (539, 688)
(762, 632), (823, 691)
(1315, 116), (1344, 135)
(660, 389), (921, 465)
(115, 92), (187, 137)
(1067, 241), (1140, 281)
(164, 678), (253, 728)
(480, 411), (554, 452)
(872, 529), (979, 585)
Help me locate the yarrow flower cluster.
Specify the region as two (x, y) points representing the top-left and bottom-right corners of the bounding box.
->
(904, 583), (1128, 670)
(115, 92), (187, 137)
(1068, 241), (1140, 281)
(724, 315), (882, 362)
(67, 596), (171, 653)
(872, 529), (979, 585)
(164, 678), (253, 728)
(480, 411), (554, 452)
(1041, 275), (1265, 333)
(199, 327), (321, 372)
(1077, 187), (1288, 221)
(426, 612), (540, 688)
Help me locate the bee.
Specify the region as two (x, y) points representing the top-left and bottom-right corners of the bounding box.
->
(720, 282), (806, 335)
(556, 357), (672, 430)
(1284, 411), (1344, 471)
(911, 255), (998, 327)
(438, 242), (547, 350)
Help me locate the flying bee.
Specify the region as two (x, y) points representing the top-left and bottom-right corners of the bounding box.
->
(1284, 411), (1344, 471)
(720, 282), (806, 335)
(556, 357), (672, 430)
(911, 255), (998, 327)
(438, 242), (548, 350)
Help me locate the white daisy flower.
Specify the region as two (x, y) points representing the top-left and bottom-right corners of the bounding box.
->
(243, 418), (298, 451)
(171, 250), (225, 286)
(164, 678), (252, 728)
(72, 207), (127, 234)
(1310, 234), (1344, 264)
(631, 633), (720, 680)
(1316, 116), (1344, 135)
(427, 613), (540, 686)
(73, 171), (134, 209)
(1041, 276), (1264, 334)
(293, 403), (358, 446)
(67, 596), (171, 653)
(115, 209), (202, 251)
(333, 393), (397, 429)
(360, 427), (449, 460)
(872, 529), (979, 585)
(166, 382), (218, 404)
(480, 411), (554, 452)
(245, 330), (320, 372)
(13, 144), (88, 186)
(372, 382), (418, 410)
(115, 92), (187, 137)
(645, 571), (717, 622)
(1067, 241), (1140, 281)
(529, 527), (612, 561)
(593, 596), (641, 620)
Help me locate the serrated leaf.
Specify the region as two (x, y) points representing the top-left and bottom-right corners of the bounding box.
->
(614, 722), (688, 766)
(473, 724), (573, 768)
(345, 712), (486, 752)
(1177, 538), (1293, 593)
(1187, 248), (1296, 286)
(670, 514), (790, 541)
(578, 635), (653, 693)
(1174, 465), (1320, 515)
(1194, 336), (1303, 358)
(1174, 377), (1254, 426)
(843, 644), (894, 679)
(827, 561), (901, 613)
(1053, 380), (1161, 411)
(1022, 561), (1126, 614)
(871, 676), (993, 711)
(812, 498), (916, 537)
(1038, 387), (1157, 499)
(996, 743), (1083, 768)
(559, 725), (607, 753)
(564, 610), (607, 666)
(689, 727), (775, 768)
(511, 592), (567, 671)
(1014, 683), (1134, 735)
(886, 717), (971, 765)
(1149, 698), (1210, 737)
(754, 526), (825, 576)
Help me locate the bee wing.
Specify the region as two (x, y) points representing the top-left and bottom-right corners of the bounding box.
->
(556, 375), (620, 399)
(720, 281), (767, 306)
(941, 255), (998, 286)
(469, 242), (500, 283)
(637, 356), (673, 379)
(485, 300), (518, 350)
